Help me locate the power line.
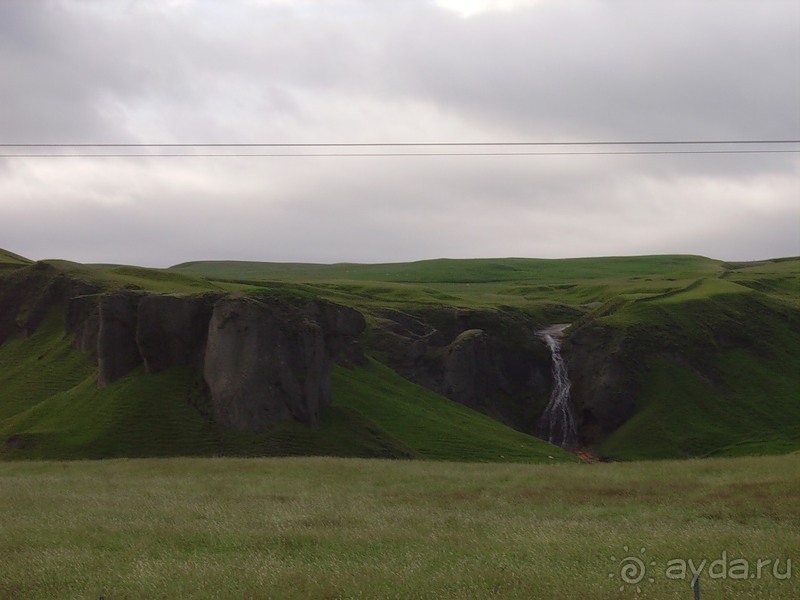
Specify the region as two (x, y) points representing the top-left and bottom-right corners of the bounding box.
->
(1, 139), (798, 148)
(1, 139), (796, 158)
(1, 150), (797, 158)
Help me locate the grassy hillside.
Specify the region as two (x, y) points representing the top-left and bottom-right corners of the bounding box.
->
(593, 270), (800, 459)
(45, 260), (225, 294)
(0, 248), (31, 265)
(170, 254), (724, 309)
(0, 454), (797, 598)
(2, 248), (799, 462)
(0, 248), (32, 276)
(170, 253), (800, 462)
(171, 254), (722, 283)
(0, 303), (569, 462)
(333, 360), (570, 462)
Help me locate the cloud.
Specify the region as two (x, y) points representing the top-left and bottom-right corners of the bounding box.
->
(0, 0), (798, 265)
(435, 0), (545, 19)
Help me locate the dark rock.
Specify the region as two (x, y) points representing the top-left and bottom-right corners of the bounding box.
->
(566, 325), (637, 445)
(307, 300), (367, 367)
(59, 282), (366, 432)
(364, 307), (554, 433)
(203, 297), (339, 432)
(443, 329), (502, 409)
(97, 291), (144, 386)
(4, 434), (26, 451)
(66, 294), (101, 355)
(136, 294), (217, 374)
(0, 263), (100, 345)
(0, 265), (51, 344)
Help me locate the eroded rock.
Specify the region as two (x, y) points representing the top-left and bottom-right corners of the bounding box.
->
(97, 291), (143, 386)
(204, 297), (335, 431)
(136, 294), (218, 374)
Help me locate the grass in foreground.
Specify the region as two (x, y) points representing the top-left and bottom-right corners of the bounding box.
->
(0, 454), (797, 599)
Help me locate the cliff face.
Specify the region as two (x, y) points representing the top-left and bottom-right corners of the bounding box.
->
(366, 307), (553, 433)
(97, 292), (146, 387)
(565, 324), (637, 447)
(137, 294), (215, 376)
(203, 297), (364, 431)
(0, 262), (99, 345)
(443, 329), (504, 409)
(65, 290), (366, 432)
(0, 262), (558, 440)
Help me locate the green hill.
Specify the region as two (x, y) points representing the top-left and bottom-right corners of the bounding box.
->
(1, 248), (799, 462)
(0, 249), (32, 275)
(0, 249), (31, 264)
(171, 254), (722, 283)
(590, 277), (800, 459)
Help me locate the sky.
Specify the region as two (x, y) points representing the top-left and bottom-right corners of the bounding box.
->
(1, 0), (798, 267)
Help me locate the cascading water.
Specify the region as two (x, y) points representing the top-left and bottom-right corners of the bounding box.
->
(537, 324), (578, 449)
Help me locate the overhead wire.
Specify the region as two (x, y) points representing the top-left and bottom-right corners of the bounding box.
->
(0, 139), (797, 158)
(1, 150), (798, 158)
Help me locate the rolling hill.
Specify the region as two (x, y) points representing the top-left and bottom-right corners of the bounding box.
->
(1, 248), (798, 461)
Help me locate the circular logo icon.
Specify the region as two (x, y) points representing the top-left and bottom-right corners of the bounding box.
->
(609, 546), (656, 594)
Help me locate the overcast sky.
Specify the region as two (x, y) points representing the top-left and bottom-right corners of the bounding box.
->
(1, 0), (798, 267)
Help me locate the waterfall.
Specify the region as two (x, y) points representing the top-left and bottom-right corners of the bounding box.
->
(537, 324), (578, 449)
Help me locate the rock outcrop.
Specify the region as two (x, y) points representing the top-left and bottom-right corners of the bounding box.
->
(66, 290), (366, 431)
(0, 262), (559, 438)
(0, 262), (99, 344)
(565, 323), (642, 447)
(443, 329), (503, 409)
(136, 293), (216, 374)
(365, 307), (554, 433)
(204, 298), (329, 431)
(66, 294), (101, 356)
(97, 291), (145, 387)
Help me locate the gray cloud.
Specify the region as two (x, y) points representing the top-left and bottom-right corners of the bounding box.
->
(0, 0), (798, 266)
(383, 1), (800, 140)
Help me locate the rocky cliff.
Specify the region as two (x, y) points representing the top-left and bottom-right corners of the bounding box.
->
(0, 262), (566, 441)
(75, 291), (366, 431)
(203, 296), (364, 431)
(565, 323), (637, 447)
(365, 307), (554, 433)
(0, 262), (99, 345)
(2, 263), (366, 433)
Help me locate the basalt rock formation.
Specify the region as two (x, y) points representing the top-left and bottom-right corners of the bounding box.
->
(365, 307), (554, 433)
(82, 291), (366, 431)
(443, 329), (504, 410)
(2, 263), (366, 432)
(0, 262), (99, 344)
(565, 323), (637, 447)
(0, 261), (568, 441)
(203, 296), (364, 431)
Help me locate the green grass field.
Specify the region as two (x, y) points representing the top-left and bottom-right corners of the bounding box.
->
(0, 454), (797, 599)
(169, 255), (723, 284)
(167, 255), (727, 309)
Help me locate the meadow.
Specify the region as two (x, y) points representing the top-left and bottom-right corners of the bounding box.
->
(0, 454), (797, 599)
